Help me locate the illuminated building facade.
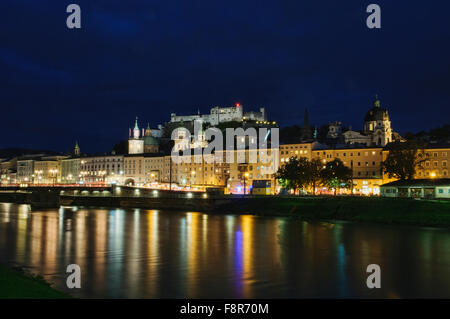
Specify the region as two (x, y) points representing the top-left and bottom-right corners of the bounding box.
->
(0, 158), (17, 185)
(415, 145), (449, 179)
(80, 155), (124, 184)
(124, 155), (146, 186)
(170, 103), (266, 126)
(61, 158), (81, 184)
(33, 160), (60, 184)
(312, 146), (384, 195)
(128, 118), (145, 155)
(339, 96), (404, 147)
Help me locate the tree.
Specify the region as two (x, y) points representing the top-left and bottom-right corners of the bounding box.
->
(382, 141), (425, 180)
(112, 140), (128, 155)
(275, 157), (309, 194)
(320, 158), (352, 195)
(306, 158), (323, 195)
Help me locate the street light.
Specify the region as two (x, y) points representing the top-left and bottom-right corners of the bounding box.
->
(243, 172), (249, 195)
(49, 169), (58, 185)
(190, 170), (196, 188)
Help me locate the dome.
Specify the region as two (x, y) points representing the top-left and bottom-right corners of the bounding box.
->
(144, 135), (158, 146)
(364, 97), (390, 122)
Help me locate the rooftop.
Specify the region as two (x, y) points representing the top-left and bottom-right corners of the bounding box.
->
(381, 178), (450, 187)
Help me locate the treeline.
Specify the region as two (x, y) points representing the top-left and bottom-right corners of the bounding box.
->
(404, 124), (450, 143)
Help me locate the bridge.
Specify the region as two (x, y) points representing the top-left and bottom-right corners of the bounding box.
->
(0, 185), (113, 193)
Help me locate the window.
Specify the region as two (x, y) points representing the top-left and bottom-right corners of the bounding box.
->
(438, 189), (444, 194)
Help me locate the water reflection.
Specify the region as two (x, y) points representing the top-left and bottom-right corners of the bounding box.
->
(0, 203), (450, 298)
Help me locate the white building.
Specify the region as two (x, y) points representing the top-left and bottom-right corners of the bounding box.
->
(61, 158), (81, 184)
(381, 179), (450, 199)
(124, 155), (146, 186)
(80, 155), (124, 184)
(128, 117), (145, 154)
(170, 103), (266, 126)
(363, 96), (393, 146)
(343, 96), (400, 147)
(327, 122), (343, 139)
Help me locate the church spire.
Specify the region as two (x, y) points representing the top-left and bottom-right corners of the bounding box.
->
(74, 141), (80, 156)
(133, 117), (140, 138)
(145, 123), (152, 137)
(374, 94), (381, 108)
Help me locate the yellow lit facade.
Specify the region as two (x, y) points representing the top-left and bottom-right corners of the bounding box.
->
(33, 160), (60, 184)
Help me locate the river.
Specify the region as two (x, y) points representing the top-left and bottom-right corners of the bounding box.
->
(0, 202), (450, 298)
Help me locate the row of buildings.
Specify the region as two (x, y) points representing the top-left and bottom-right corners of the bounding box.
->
(1, 99), (449, 195)
(1, 140), (448, 195)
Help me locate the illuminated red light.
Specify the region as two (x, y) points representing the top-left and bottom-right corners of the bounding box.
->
(235, 102), (241, 107)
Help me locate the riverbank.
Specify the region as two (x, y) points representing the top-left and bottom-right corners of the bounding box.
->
(219, 196), (450, 228)
(0, 265), (71, 298)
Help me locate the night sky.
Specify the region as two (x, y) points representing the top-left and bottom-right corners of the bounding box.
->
(1, 0), (449, 153)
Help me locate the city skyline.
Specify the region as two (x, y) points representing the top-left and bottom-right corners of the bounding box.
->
(1, 1), (450, 153)
(2, 1), (450, 303)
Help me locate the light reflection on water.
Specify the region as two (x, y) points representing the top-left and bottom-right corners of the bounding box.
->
(1, 202), (450, 298)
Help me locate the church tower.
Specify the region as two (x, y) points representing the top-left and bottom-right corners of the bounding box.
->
(128, 117), (144, 154)
(74, 141), (80, 156)
(363, 95), (392, 146)
(143, 123), (159, 153)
